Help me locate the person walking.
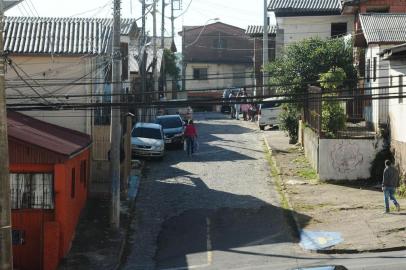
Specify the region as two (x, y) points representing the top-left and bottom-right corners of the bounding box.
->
(184, 119), (198, 156)
(235, 92), (241, 120)
(382, 160), (401, 213)
(229, 91), (236, 119)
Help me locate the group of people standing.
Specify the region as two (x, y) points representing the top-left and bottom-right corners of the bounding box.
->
(229, 89), (258, 122)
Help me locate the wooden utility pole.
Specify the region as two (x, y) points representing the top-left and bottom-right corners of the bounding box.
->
(262, 0), (268, 97)
(0, 1), (13, 269)
(110, 0), (122, 229)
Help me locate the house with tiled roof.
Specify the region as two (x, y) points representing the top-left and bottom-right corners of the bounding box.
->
(179, 22), (255, 110)
(379, 43), (406, 179)
(355, 13), (406, 131)
(8, 111), (91, 270)
(268, 0), (354, 56)
(4, 16), (139, 194)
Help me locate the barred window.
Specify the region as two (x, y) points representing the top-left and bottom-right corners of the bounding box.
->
(10, 173), (54, 210)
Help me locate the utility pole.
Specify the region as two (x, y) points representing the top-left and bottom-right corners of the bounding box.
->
(0, 1), (13, 269)
(152, 0), (158, 102)
(262, 0), (269, 97)
(171, 0), (175, 45)
(110, 0), (122, 229)
(141, 0), (147, 121)
(161, 0), (166, 99)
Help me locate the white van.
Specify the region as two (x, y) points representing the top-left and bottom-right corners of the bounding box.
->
(258, 97), (283, 130)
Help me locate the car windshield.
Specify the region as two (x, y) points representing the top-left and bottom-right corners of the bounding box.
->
(156, 117), (183, 129)
(132, 127), (162, 139)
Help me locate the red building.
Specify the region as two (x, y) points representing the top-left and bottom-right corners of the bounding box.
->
(7, 111), (92, 270)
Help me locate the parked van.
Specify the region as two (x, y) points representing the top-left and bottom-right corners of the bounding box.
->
(258, 97), (283, 130)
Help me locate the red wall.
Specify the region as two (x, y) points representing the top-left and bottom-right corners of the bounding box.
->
(10, 148), (90, 270)
(12, 211), (54, 270)
(360, 0), (406, 12)
(54, 149), (89, 260)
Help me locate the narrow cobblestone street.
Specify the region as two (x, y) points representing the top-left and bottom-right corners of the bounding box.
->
(120, 113), (304, 270)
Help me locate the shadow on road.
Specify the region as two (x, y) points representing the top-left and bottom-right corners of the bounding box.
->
(153, 176), (311, 270)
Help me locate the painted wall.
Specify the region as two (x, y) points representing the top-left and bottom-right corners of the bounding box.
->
(386, 57), (406, 177)
(302, 128), (383, 180)
(6, 55), (104, 135)
(319, 138), (382, 181)
(10, 149), (90, 270)
(365, 44), (393, 129)
(184, 63), (253, 91)
(276, 15), (354, 56)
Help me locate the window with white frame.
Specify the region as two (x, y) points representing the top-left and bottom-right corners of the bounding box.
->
(10, 173), (54, 209)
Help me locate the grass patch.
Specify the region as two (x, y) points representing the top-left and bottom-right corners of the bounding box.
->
(297, 167), (318, 181)
(294, 203), (331, 212)
(264, 144), (289, 210)
(397, 184), (406, 199)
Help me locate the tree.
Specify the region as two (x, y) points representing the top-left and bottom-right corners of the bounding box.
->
(266, 37), (356, 142)
(164, 49), (180, 79)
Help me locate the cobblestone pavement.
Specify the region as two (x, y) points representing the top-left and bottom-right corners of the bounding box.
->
(120, 113), (307, 270)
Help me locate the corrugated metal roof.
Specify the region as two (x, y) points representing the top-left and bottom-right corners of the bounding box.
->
(4, 16), (137, 55)
(245, 25), (277, 36)
(268, 0), (342, 16)
(7, 111), (91, 159)
(359, 13), (406, 44)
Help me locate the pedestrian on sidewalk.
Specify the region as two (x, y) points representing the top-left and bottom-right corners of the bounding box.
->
(235, 92), (241, 120)
(184, 119), (198, 156)
(382, 160), (401, 213)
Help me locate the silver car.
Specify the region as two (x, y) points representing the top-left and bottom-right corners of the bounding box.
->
(131, 123), (165, 159)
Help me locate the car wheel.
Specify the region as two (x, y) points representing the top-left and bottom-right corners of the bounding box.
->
(259, 125), (265, 131)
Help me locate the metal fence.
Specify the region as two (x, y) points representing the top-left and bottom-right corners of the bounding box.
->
(303, 85), (376, 139)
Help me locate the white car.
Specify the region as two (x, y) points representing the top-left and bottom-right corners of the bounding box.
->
(258, 97), (283, 130)
(131, 123), (165, 158)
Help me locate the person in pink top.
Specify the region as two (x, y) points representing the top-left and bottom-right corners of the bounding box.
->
(184, 119), (198, 156)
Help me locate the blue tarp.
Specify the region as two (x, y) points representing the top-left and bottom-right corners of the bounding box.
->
(299, 230), (343, 250)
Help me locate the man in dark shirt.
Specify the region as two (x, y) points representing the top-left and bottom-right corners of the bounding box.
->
(382, 160), (400, 213)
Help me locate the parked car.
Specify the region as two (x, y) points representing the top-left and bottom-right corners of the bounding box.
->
(131, 123), (165, 158)
(258, 97), (283, 130)
(155, 115), (185, 147)
(221, 87), (241, 113)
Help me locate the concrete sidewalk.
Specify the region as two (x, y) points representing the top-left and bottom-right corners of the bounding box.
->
(58, 161), (143, 270)
(263, 129), (406, 253)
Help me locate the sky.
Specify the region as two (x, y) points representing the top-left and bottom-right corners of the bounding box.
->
(5, 0), (269, 51)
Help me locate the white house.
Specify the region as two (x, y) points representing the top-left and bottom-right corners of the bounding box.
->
(380, 44), (406, 176)
(358, 13), (406, 130)
(268, 0), (354, 57)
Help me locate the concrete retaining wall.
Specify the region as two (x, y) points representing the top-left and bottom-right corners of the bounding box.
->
(392, 139), (406, 180)
(303, 127), (319, 171)
(302, 127), (383, 181)
(319, 139), (382, 181)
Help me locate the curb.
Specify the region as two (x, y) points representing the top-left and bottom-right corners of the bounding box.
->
(263, 135), (406, 254)
(115, 160), (145, 270)
(263, 136), (302, 241)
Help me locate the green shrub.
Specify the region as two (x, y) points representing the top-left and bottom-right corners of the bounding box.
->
(398, 183), (406, 198)
(322, 99), (346, 138)
(279, 105), (299, 144)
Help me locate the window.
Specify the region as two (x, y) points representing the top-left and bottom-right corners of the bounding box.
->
(331, 23), (347, 37)
(366, 6), (389, 13)
(193, 68), (208, 80)
(80, 160), (87, 186)
(213, 38), (227, 49)
(366, 59), (371, 82)
(373, 57), (377, 81)
(400, 75), (403, 104)
(71, 168), (76, 198)
(10, 173), (54, 209)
